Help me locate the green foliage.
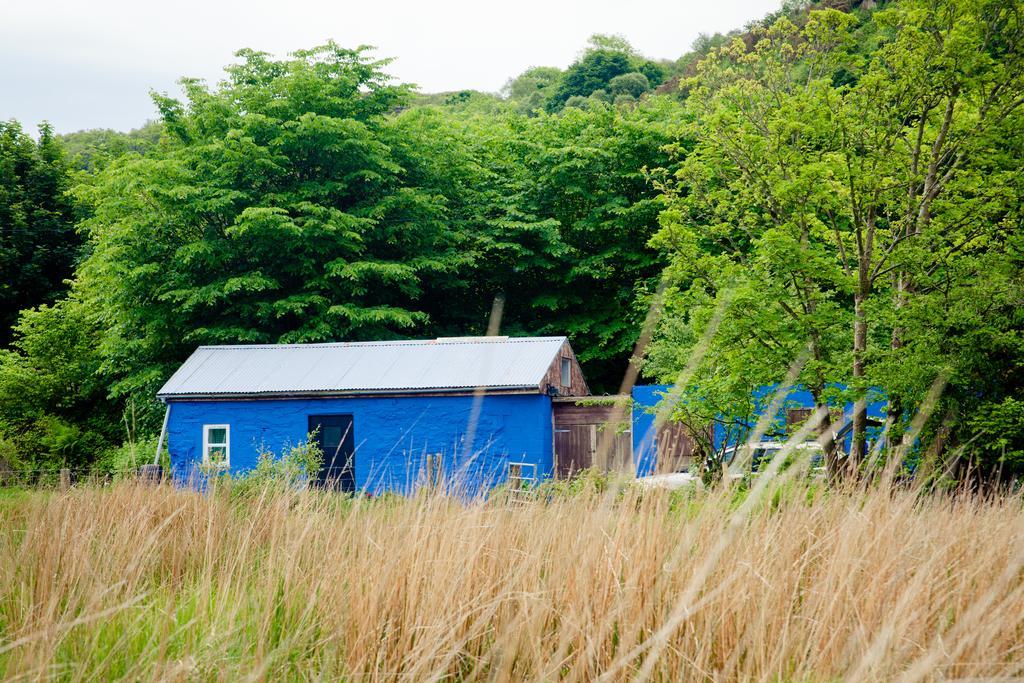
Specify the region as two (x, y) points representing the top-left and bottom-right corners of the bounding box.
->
(608, 72), (650, 99)
(410, 90), (507, 115)
(93, 435), (160, 474)
(225, 436), (324, 498)
(536, 467), (622, 497)
(418, 99), (683, 388)
(540, 34), (667, 112)
(502, 67), (563, 114)
(563, 95), (591, 110)
(74, 43), (465, 403)
(968, 398), (1024, 474)
(58, 121), (163, 171)
(647, 0), (1024, 478)
(584, 34), (639, 57)
(0, 435), (19, 471)
(547, 50), (633, 111)
(0, 121), (81, 345)
(0, 299), (119, 469)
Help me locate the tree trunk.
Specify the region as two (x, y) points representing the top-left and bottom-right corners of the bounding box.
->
(807, 384), (839, 481)
(886, 272), (907, 446)
(850, 289), (868, 469)
(798, 223), (841, 480)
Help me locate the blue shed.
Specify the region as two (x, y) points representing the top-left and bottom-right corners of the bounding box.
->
(630, 383), (889, 475)
(156, 336), (591, 494)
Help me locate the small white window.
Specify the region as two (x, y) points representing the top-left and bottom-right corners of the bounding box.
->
(203, 424), (230, 468)
(560, 357), (572, 387)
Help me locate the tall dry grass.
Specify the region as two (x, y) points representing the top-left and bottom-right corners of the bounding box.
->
(0, 480), (1022, 681)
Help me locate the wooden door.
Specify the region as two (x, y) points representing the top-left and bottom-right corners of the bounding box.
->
(656, 422), (697, 474)
(308, 414), (355, 492)
(553, 400), (633, 477)
(555, 425), (593, 477)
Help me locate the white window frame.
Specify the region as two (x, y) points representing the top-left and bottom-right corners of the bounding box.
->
(202, 424), (230, 469)
(560, 357), (572, 387)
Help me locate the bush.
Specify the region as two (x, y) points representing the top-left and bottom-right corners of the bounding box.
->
(223, 436), (324, 499)
(968, 397), (1024, 474)
(0, 300), (120, 471)
(94, 435), (160, 475)
(537, 467), (625, 497)
(30, 415), (109, 469)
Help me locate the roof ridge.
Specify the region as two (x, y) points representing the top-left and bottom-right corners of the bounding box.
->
(196, 336), (567, 350)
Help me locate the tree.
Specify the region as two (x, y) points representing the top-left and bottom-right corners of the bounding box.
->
(391, 97), (686, 391)
(59, 121), (163, 172)
(840, 0), (1024, 461)
(476, 99), (685, 388)
(0, 297), (119, 470)
(547, 34), (669, 112)
(584, 34), (639, 57)
(648, 1), (1024, 478)
(0, 121), (80, 345)
(648, 13), (859, 475)
(547, 50), (633, 111)
(608, 72), (651, 99)
(73, 44), (468, 407)
(502, 66), (564, 115)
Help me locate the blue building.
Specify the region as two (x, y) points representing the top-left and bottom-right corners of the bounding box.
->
(157, 336), (591, 494)
(630, 384), (889, 476)
(158, 336), (882, 490)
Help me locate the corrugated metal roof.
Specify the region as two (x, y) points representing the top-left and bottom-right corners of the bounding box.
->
(157, 336), (569, 398)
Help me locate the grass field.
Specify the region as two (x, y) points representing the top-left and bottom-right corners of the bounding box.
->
(0, 479), (1022, 681)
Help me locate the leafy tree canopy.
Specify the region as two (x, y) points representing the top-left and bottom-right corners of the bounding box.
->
(608, 72), (651, 98)
(74, 43), (467, 400)
(502, 66), (564, 114)
(59, 121), (164, 172)
(0, 121), (80, 345)
(646, 0), (1024, 479)
(542, 34), (669, 112)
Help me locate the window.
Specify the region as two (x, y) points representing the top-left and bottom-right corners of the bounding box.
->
(560, 357), (572, 388)
(203, 424), (230, 468)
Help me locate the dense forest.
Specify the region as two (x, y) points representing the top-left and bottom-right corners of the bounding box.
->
(1, 0), (1022, 481)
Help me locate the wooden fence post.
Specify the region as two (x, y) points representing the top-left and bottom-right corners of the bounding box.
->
(59, 468), (71, 492)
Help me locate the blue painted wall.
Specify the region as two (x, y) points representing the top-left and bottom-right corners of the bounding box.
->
(166, 393), (553, 495)
(631, 384), (888, 474)
(631, 385), (663, 477)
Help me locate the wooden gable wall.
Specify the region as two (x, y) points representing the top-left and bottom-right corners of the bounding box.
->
(540, 341), (590, 397)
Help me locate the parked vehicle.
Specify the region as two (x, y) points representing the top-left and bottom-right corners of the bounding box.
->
(635, 441), (826, 490)
(723, 441), (826, 473)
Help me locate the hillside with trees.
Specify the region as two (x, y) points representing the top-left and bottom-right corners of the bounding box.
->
(1, 0), (1022, 482)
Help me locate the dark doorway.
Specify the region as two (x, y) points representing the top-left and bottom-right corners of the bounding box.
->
(308, 414), (355, 492)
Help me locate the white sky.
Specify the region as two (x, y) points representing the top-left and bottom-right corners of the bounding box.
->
(1, 0), (780, 134)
